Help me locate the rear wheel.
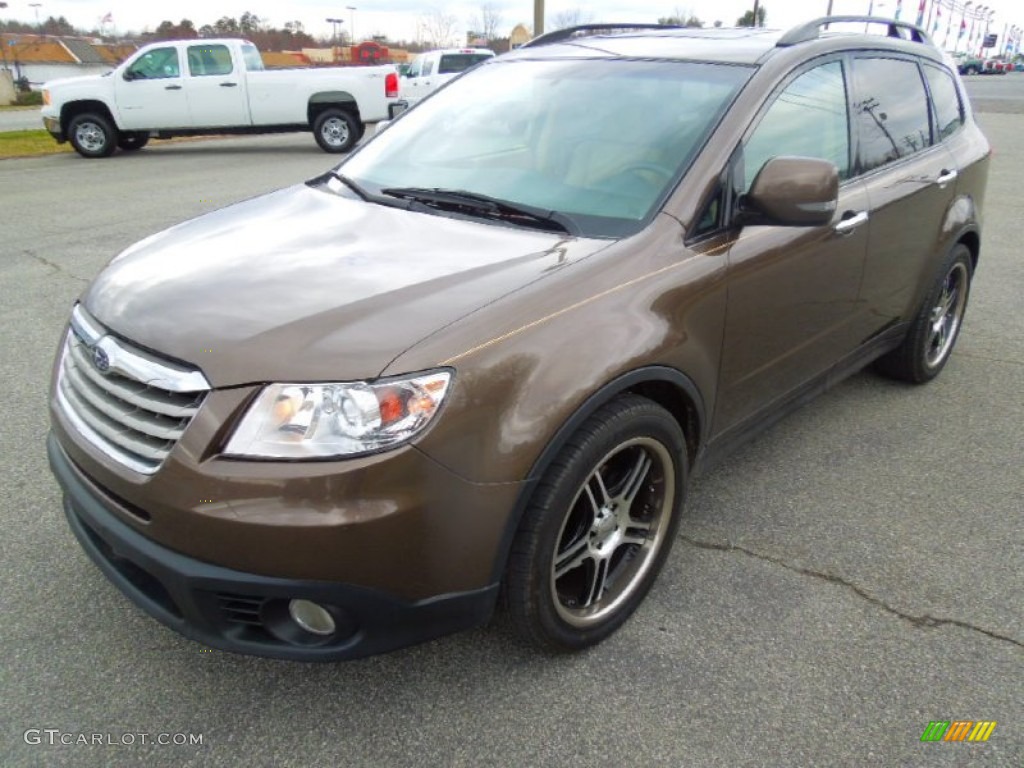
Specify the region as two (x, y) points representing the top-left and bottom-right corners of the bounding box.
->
(313, 108), (359, 153)
(504, 395), (687, 651)
(876, 244), (973, 383)
(68, 112), (118, 158)
(117, 132), (149, 151)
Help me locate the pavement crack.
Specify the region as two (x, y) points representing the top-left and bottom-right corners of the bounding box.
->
(27, 251), (89, 283)
(679, 535), (1023, 650)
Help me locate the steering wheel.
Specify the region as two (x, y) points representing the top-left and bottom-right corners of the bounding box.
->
(602, 162), (674, 188)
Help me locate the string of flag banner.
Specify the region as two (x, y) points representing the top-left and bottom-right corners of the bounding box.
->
(891, 0), (1021, 55)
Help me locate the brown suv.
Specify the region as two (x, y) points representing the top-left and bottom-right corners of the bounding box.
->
(48, 18), (989, 660)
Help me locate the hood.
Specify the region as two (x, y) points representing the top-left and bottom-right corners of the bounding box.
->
(44, 72), (108, 91)
(83, 183), (606, 387)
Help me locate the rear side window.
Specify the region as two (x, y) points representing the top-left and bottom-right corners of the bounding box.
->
(742, 61), (850, 191)
(852, 58), (931, 172)
(187, 45), (234, 77)
(241, 44), (264, 72)
(923, 64), (964, 141)
(438, 53), (493, 74)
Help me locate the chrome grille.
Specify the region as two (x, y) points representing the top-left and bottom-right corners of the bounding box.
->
(55, 304), (210, 474)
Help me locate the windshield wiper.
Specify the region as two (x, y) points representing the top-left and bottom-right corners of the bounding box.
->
(380, 187), (579, 235)
(324, 170), (371, 200)
(313, 171), (421, 211)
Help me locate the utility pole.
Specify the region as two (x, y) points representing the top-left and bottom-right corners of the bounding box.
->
(346, 6), (357, 44)
(534, 0), (544, 36)
(326, 17), (344, 63)
(752, 0), (761, 27)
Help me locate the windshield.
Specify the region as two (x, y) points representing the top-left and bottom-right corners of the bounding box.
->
(342, 58), (751, 237)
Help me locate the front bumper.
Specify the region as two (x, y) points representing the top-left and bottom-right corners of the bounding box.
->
(49, 433), (499, 661)
(43, 114), (64, 143)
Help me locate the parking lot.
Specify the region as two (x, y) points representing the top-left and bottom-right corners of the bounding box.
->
(1, 85), (1021, 765)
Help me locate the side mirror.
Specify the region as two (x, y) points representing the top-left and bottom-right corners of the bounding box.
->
(122, 70), (136, 81)
(743, 156), (839, 227)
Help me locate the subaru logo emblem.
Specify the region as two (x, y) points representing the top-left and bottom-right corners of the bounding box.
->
(92, 345), (110, 373)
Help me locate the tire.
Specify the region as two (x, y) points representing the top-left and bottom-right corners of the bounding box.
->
(67, 112), (118, 158)
(876, 244), (973, 384)
(313, 108), (359, 153)
(504, 395), (688, 651)
(117, 132), (149, 151)
(965, 66), (979, 75)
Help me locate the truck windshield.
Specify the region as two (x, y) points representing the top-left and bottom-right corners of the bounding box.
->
(438, 53), (493, 74)
(342, 58), (751, 238)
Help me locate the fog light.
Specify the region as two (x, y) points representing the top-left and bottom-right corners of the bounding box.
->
(288, 599), (336, 636)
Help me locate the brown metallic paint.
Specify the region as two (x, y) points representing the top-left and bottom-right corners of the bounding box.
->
(49, 30), (992, 643)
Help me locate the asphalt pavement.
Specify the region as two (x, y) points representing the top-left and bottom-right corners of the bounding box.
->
(0, 102), (1021, 765)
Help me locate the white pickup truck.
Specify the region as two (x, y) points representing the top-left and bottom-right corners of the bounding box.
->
(400, 47), (495, 107)
(41, 38), (400, 157)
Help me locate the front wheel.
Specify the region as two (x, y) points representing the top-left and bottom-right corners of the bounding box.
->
(313, 108), (359, 153)
(876, 244), (973, 383)
(68, 112), (118, 158)
(504, 395), (687, 651)
(117, 131), (149, 151)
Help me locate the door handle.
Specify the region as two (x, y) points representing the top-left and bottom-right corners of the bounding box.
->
(936, 168), (958, 187)
(220, 82), (238, 88)
(165, 84), (182, 90)
(834, 210), (869, 235)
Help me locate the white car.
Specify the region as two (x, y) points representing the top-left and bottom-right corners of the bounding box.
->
(400, 48), (495, 107)
(42, 38), (401, 157)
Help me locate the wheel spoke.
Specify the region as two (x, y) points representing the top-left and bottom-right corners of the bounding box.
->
(618, 450), (653, 506)
(554, 536), (590, 579)
(622, 519), (653, 547)
(582, 557), (610, 607)
(940, 285), (958, 315)
(587, 470), (611, 509)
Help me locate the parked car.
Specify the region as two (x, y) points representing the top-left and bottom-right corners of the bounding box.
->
(954, 53), (985, 74)
(41, 38), (401, 157)
(399, 47), (495, 107)
(48, 18), (989, 660)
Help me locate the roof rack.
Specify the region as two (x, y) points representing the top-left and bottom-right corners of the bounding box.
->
(777, 16), (933, 47)
(522, 23), (679, 49)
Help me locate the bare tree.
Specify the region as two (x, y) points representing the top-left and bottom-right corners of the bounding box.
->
(469, 3), (504, 41)
(420, 7), (459, 48)
(549, 8), (593, 31)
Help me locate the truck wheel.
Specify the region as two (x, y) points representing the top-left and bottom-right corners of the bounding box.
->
(68, 112), (118, 158)
(313, 108), (358, 153)
(117, 132), (150, 151)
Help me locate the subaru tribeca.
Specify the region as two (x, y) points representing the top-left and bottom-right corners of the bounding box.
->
(48, 18), (990, 659)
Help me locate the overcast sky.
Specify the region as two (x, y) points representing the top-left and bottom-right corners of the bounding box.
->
(3, 0), (1020, 46)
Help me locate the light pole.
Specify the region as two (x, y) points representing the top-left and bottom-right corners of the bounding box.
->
(326, 17), (344, 63)
(346, 7), (357, 44)
(29, 3), (41, 28)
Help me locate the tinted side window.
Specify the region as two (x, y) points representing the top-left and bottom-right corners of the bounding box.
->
(923, 64), (964, 141)
(853, 58), (931, 172)
(742, 61), (850, 191)
(188, 45), (234, 77)
(438, 53), (493, 74)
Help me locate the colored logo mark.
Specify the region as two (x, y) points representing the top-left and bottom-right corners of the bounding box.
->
(920, 721), (997, 742)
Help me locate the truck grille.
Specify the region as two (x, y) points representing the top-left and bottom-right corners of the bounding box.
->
(55, 304), (210, 474)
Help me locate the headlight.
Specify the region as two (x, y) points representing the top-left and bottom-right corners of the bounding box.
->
(224, 370), (452, 459)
